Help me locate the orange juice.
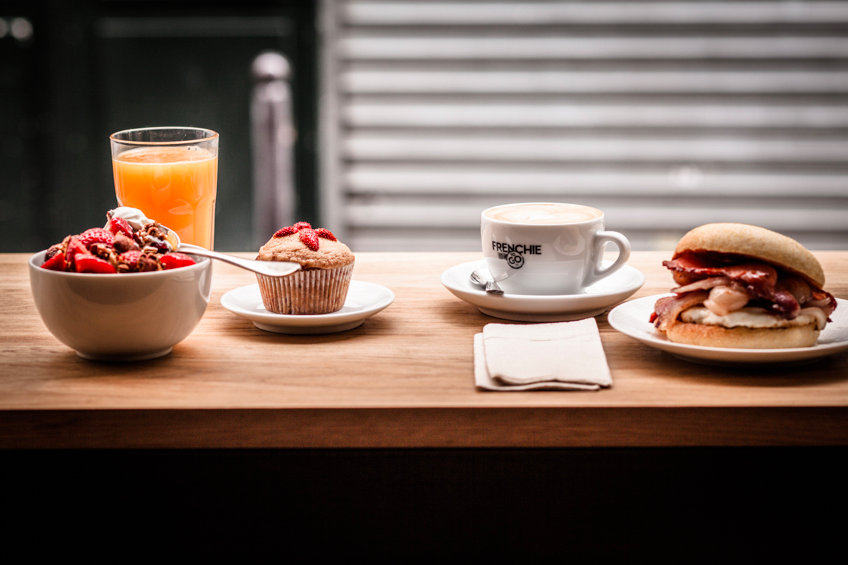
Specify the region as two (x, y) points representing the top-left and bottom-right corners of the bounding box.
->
(113, 146), (218, 249)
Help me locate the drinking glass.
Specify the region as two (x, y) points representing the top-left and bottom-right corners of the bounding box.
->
(110, 127), (219, 249)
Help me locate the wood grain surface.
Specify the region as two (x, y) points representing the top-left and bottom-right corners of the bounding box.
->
(1, 251), (847, 448)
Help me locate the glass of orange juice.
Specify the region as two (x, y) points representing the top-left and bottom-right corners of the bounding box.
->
(110, 127), (219, 249)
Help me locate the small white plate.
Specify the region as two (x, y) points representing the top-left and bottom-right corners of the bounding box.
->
(440, 260), (645, 322)
(608, 295), (848, 365)
(221, 281), (394, 334)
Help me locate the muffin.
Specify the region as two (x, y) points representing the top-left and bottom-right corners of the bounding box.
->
(256, 222), (355, 314)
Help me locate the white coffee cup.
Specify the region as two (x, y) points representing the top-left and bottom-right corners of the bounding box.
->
(481, 202), (631, 295)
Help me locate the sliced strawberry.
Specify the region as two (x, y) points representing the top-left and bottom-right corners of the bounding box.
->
(108, 216), (134, 239)
(65, 236), (88, 269)
(160, 252), (196, 270)
(117, 250), (142, 271)
(293, 221), (312, 230)
(274, 226), (299, 238)
(314, 228), (337, 241)
(298, 228), (320, 251)
(41, 251), (67, 271)
(78, 227), (114, 249)
(74, 254), (117, 274)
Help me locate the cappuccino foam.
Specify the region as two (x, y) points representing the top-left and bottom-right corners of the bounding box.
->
(485, 203), (602, 225)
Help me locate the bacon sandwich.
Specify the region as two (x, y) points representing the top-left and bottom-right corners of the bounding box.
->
(651, 223), (836, 349)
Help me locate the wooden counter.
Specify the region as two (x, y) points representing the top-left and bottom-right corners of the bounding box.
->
(1, 251), (847, 449)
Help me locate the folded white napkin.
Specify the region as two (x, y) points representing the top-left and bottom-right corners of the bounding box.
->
(474, 319), (612, 391)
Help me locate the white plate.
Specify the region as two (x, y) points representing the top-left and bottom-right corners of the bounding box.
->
(440, 260), (645, 322)
(221, 281), (394, 334)
(608, 295), (848, 365)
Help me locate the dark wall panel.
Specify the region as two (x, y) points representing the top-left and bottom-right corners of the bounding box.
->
(0, 1), (317, 252)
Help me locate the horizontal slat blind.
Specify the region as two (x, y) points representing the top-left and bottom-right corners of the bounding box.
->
(343, 70), (848, 93)
(322, 0), (848, 251)
(346, 103), (848, 128)
(343, 2), (848, 25)
(341, 37), (848, 59)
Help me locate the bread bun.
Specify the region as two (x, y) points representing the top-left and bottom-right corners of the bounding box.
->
(672, 223), (825, 288)
(666, 321), (819, 349)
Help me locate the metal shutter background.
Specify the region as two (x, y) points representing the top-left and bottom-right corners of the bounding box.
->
(319, 0), (848, 251)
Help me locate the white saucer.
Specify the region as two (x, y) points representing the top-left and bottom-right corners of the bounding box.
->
(221, 281), (394, 334)
(440, 260), (645, 322)
(608, 295), (848, 366)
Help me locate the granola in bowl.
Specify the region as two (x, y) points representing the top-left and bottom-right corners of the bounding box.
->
(41, 209), (194, 274)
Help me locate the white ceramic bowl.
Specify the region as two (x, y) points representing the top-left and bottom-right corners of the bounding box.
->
(28, 251), (212, 361)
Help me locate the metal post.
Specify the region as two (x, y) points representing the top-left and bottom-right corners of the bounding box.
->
(251, 51), (295, 247)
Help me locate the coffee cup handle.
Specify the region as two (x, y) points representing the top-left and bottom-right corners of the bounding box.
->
(583, 230), (631, 288)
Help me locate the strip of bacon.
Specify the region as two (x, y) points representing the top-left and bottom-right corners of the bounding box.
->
(663, 254), (808, 318)
(771, 290), (800, 318)
(651, 290), (709, 331)
(655, 253), (836, 326)
(776, 277), (811, 305)
(671, 276), (731, 294)
(663, 255), (777, 295)
(704, 284), (750, 316)
(809, 288), (838, 317)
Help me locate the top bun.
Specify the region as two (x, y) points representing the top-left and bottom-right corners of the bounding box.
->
(673, 223), (825, 287)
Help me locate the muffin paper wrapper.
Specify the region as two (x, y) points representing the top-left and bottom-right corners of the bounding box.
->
(256, 262), (354, 315)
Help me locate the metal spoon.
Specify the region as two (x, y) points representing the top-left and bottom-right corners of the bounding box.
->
(107, 210), (301, 278)
(178, 243), (301, 278)
(470, 269), (504, 295)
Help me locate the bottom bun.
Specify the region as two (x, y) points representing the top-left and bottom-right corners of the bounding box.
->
(665, 322), (819, 349)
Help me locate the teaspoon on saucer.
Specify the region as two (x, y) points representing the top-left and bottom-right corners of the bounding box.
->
(470, 269), (504, 295)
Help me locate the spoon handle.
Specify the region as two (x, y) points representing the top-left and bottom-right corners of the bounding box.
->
(485, 281), (504, 295)
(178, 244), (301, 277)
